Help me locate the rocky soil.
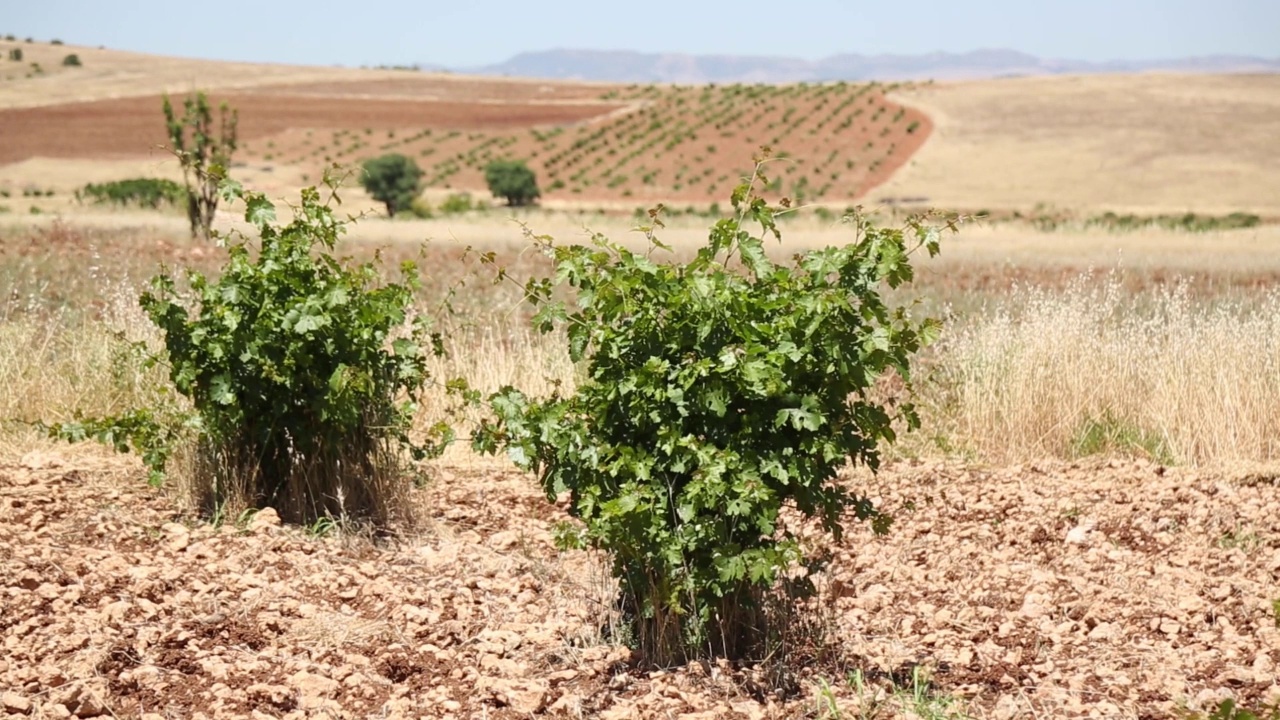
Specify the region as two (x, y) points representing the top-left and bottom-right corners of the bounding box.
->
(2, 450), (1278, 719)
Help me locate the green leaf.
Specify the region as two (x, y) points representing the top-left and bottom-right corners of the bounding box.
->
(706, 390), (728, 417)
(209, 374), (236, 405)
(328, 364), (349, 394)
(292, 310), (328, 334)
(737, 234), (774, 278)
(245, 195), (276, 227)
(919, 317), (942, 347)
(507, 445), (529, 468)
(218, 178), (244, 202)
(775, 408), (825, 431)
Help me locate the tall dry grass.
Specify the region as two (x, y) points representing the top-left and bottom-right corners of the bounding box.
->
(0, 278), (174, 455)
(924, 274), (1280, 466)
(5, 262), (1279, 473)
(417, 320), (576, 465)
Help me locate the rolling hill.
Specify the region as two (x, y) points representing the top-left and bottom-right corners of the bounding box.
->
(1, 40), (1278, 217)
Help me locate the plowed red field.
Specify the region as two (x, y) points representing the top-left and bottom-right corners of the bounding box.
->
(0, 73), (931, 204)
(0, 94), (623, 165)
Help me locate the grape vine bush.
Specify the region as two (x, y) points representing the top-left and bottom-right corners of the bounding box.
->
(47, 175), (451, 527)
(475, 160), (957, 666)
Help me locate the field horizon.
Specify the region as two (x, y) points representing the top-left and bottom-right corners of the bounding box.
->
(3, 40), (1279, 217)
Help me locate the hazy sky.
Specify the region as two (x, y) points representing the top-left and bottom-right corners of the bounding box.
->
(5, 0), (1277, 68)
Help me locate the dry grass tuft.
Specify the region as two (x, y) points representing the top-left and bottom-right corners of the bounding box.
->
(0, 279), (170, 453)
(925, 273), (1280, 466)
(418, 321), (576, 465)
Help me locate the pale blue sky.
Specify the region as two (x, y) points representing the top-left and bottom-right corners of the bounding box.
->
(5, 0), (1277, 68)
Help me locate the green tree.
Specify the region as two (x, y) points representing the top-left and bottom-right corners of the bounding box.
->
(8, 48), (22, 62)
(483, 159), (541, 206)
(163, 92), (238, 241)
(359, 154), (424, 217)
(61, 54), (81, 67)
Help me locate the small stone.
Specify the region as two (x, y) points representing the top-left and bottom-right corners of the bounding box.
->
(730, 700), (766, 720)
(288, 671), (340, 711)
(247, 683), (291, 707)
(1065, 522), (1095, 545)
(477, 678), (547, 714)
(1088, 622), (1116, 640)
(479, 655), (523, 678)
(248, 508), (281, 533)
(547, 669), (578, 683)
(2, 692), (32, 715)
(549, 694), (583, 715)
(1019, 594), (1048, 620)
(72, 692), (105, 718)
(160, 523), (190, 552)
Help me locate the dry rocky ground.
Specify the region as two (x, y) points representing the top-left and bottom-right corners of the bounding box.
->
(2, 450), (1278, 719)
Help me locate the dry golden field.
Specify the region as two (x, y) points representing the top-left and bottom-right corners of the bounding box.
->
(4, 42), (1277, 216)
(877, 73), (1280, 216)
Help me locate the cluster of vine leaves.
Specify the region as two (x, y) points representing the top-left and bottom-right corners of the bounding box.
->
(40, 159), (956, 660)
(42, 174), (453, 487)
(472, 162), (955, 649)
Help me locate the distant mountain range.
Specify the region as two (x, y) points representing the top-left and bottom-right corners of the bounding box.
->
(441, 49), (1280, 84)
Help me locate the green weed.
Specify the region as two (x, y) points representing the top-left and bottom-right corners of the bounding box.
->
(1071, 410), (1174, 464)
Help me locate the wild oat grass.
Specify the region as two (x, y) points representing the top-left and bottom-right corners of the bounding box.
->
(6, 267), (1280, 473)
(418, 319), (576, 465)
(0, 278), (172, 454)
(925, 274), (1280, 466)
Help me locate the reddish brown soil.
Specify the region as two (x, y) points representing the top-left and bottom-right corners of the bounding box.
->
(0, 94), (624, 164)
(0, 76), (931, 205)
(2, 451), (1277, 719)
(255, 83), (932, 205)
(238, 77), (622, 103)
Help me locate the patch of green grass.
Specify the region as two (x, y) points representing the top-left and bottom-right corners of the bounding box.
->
(1216, 527), (1264, 553)
(1089, 211), (1261, 233)
(1071, 410), (1174, 464)
(1181, 698), (1280, 720)
(896, 666), (967, 720)
(306, 516), (340, 538)
(814, 666), (970, 720)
